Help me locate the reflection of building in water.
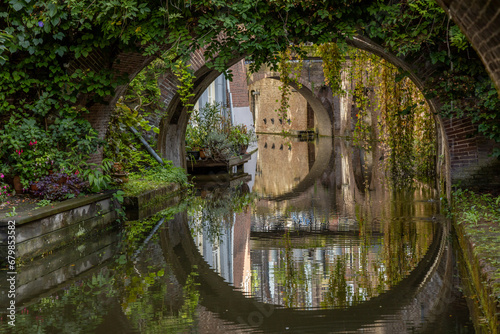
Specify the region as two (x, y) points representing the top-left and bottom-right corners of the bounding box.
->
(191, 209), (253, 293)
(251, 208), (342, 233)
(249, 237), (386, 309)
(253, 135), (316, 197)
(247, 182), (438, 309)
(192, 215), (234, 284)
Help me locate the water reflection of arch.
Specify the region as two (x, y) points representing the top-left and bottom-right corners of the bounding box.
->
(262, 136), (381, 205)
(332, 138), (388, 218)
(160, 212), (453, 333)
(259, 136), (334, 202)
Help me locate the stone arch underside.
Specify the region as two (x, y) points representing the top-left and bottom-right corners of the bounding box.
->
(160, 211), (453, 333)
(435, 0), (500, 92)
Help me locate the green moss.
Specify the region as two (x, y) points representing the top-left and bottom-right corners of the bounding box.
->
(121, 178), (166, 197)
(451, 188), (500, 331)
(121, 166), (188, 198)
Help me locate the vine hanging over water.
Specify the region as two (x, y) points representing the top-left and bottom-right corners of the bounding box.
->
(341, 48), (436, 188)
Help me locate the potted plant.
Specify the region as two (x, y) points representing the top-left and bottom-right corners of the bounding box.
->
(229, 124), (256, 155)
(185, 124), (203, 160)
(110, 162), (129, 183)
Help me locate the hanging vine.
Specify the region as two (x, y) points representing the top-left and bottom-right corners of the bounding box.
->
(172, 59), (196, 110)
(276, 47), (303, 123)
(334, 47), (437, 189)
(315, 42), (344, 97)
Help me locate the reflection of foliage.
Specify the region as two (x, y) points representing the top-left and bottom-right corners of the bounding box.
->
(382, 189), (436, 285)
(0, 272), (115, 334)
(281, 232), (305, 308)
(188, 183), (256, 245)
(322, 256), (350, 308)
(3, 238), (201, 333)
(251, 187), (436, 310)
(125, 269), (201, 334)
(179, 269), (201, 321)
(124, 198), (191, 251)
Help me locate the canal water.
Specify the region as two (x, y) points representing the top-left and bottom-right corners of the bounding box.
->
(1, 136), (474, 333)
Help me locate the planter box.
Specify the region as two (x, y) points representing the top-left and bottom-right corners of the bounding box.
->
(187, 153), (251, 175)
(123, 183), (182, 221)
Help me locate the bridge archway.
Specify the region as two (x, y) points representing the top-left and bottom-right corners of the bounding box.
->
(156, 55), (246, 168)
(79, 30), (498, 192)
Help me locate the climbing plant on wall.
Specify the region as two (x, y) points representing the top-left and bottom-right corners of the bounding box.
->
(276, 47), (304, 122)
(315, 42), (345, 97)
(1, 0), (499, 192)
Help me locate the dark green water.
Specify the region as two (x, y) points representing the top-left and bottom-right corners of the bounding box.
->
(0, 136), (474, 333)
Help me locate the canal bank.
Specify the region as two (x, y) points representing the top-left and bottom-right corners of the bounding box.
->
(0, 182), (184, 264)
(451, 189), (500, 333)
(0, 181), (186, 315)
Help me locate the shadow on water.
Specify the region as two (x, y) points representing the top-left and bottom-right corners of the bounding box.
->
(0, 136), (474, 333)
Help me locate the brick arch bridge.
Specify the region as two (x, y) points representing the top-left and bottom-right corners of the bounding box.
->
(435, 0), (500, 92)
(246, 63), (335, 137)
(79, 17), (499, 191)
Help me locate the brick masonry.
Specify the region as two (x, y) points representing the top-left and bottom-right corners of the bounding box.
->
(228, 60), (250, 108)
(249, 78), (311, 133)
(436, 0), (500, 92)
(247, 62), (334, 136)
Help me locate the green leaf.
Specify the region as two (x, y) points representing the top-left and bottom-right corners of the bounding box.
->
(10, 0), (24, 11)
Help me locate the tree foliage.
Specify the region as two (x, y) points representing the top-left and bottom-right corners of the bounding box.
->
(0, 0), (499, 185)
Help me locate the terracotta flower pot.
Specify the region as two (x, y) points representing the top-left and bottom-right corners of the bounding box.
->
(199, 148), (208, 159)
(30, 182), (39, 192)
(13, 175), (23, 194)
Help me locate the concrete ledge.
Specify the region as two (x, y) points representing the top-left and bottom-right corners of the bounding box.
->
(0, 191), (119, 263)
(0, 191), (116, 227)
(124, 183), (182, 221)
(0, 228), (120, 308)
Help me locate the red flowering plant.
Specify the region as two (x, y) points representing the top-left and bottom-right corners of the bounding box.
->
(0, 117), (61, 189)
(0, 171), (13, 203)
(0, 113), (102, 191)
